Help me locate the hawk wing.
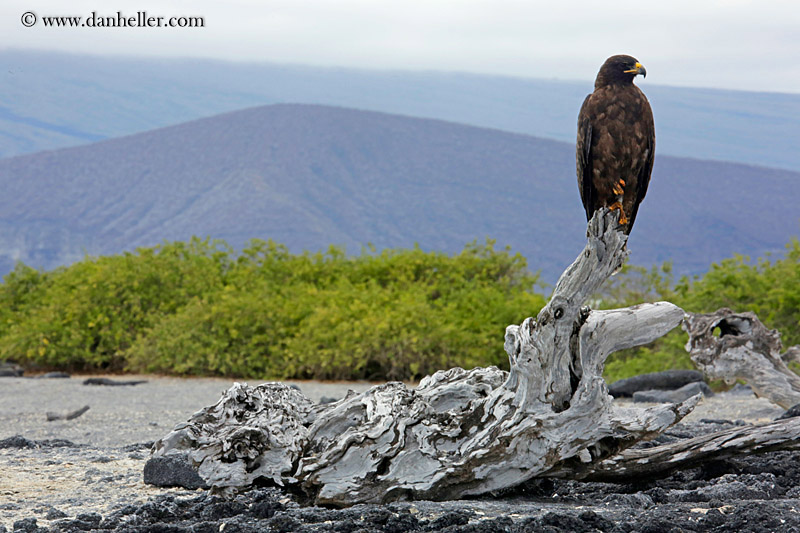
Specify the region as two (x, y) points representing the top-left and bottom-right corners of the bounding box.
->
(576, 94), (596, 221)
(625, 102), (655, 232)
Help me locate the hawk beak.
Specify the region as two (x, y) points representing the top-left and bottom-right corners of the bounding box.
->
(624, 62), (646, 78)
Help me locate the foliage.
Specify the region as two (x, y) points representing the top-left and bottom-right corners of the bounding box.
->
(2, 233), (797, 383)
(0, 263), (49, 338)
(674, 238), (800, 347)
(599, 238), (800, 383)
(1, 238), (544, 380)
(0, 238), (230, 371)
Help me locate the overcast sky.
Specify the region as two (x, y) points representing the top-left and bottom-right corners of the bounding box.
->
(3, 0), (799, 93)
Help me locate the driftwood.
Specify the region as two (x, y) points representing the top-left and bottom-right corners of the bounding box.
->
(546, 415), (800, 481)
(151, 210), (702, 504)
(46, 405), (90, 421)
(684, 308), (800, 409)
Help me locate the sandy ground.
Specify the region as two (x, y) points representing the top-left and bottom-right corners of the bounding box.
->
(0, 375), (378, 529)
(0, 375), (378, 447)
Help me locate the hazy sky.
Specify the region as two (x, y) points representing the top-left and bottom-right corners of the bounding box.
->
(3, 0), (799, 93)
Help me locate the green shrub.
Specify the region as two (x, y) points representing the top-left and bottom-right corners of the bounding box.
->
(5, 232), (796, 383)
(0, 263), (49, 338)
(0, 238), (230, 370)
(0, 236), (544, 379)
(128, 239), (545, 380)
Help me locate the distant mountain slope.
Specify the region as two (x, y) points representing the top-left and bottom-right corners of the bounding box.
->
(1, 104), (798, 283)
(2, 50), (800, 170)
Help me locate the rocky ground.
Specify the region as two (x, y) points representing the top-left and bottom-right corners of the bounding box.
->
(2, 374), (800, 532)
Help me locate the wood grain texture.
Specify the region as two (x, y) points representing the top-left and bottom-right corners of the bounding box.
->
(545, 415), (800, 481)
(684, 308), (800, 409)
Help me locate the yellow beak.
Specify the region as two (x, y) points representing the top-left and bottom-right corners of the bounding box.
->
(624, 62), (647, 77)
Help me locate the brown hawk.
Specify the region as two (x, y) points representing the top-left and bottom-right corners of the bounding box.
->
(577, 55), (655, 234)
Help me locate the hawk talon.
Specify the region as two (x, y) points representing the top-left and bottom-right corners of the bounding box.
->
(609, 202), (628, 225)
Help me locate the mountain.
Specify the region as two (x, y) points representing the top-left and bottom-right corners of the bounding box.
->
(2, 50), (800, 171)
(1, 104), (798, 283)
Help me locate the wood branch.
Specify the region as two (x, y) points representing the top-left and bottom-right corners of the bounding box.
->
(46, 405), (90, 421)
(149, 210), (695, 505)
(683, 308), (800, 409)
(544, 416), (800, 482)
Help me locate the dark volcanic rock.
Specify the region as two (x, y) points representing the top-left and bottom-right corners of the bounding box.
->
(728, 383), (754, 396)
(666, 473), (780, 502)
(777, 402), (800, 420)
(44, 508), (67, 520)
(13, 452), (800, 533)
(633, 381), (713, 403)
(143, 454), (209, 490)
(0, 435), (79, 449)
(0, 361), (23, 377)
(11, 517), (38, 532)
(82, 378), (147, 386)
(608, 370), (704, 398)
(319, 396), (339, 404)
(0, 436), (36, 449)
(121, 442), (154, 452)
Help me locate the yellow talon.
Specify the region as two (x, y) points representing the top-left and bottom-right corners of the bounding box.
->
(609, 201), (629, 225)
(612, 179), (626, 196)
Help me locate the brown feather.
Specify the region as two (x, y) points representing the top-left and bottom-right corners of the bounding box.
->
(576, 55), (655, 235)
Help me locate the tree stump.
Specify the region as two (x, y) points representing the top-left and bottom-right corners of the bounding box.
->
(149, 210), (696, 505)
(683, 308), (800, 409)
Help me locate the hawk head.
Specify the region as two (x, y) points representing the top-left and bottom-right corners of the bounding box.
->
(595, 55), (646, 87)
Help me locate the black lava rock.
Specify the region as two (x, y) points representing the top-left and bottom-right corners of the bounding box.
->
(83, 377), (147, 386)
(609, 370), (704, 398)
(143, 454), (209, 490)
(633, 381), (713, 403)
(0, 435), (79, 449)
(728, 383), (754, 396)
(384, 511), (420, 533)
(319, 396), (340, 404)
(777, 402), (800, 420)
(0, 361), (24, 377)
(0, 436), (36, 449)
(45, 508), (67, 520)
(250, 500), (285, 519)
(425, 510), (473, 530)
(11, 518), (38, 532)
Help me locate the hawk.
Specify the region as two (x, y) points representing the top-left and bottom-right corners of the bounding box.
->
(576, 55), (655, 235)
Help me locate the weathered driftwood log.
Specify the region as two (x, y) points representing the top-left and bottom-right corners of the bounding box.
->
(545, 415), (800, 481)
(684, 308), (800, 409)
(46, 405), (90, 422)
(150, 210), (695, 505)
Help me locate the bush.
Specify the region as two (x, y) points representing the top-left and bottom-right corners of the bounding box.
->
(5, 232), (796, 383)
(0, 238), (230, 371)
(2, 237), (545, 380)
